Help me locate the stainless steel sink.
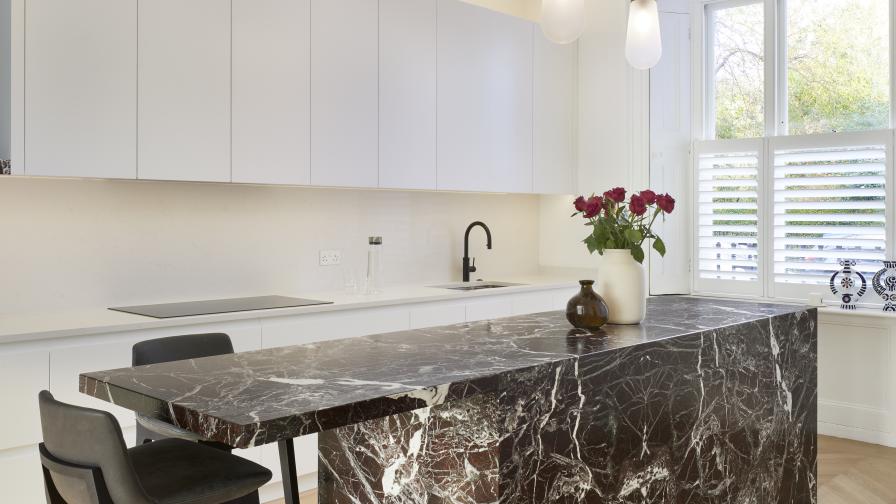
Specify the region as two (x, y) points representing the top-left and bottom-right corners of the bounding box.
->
(430, 281), (524, 291)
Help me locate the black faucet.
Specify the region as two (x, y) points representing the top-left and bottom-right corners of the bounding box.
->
(463, 221), (492, 282)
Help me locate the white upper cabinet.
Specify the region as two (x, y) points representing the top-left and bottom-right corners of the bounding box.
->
(378, 0), (437, 190)
(232, 0), (310, 186)
(310, 0), (379, 188)
(534, 32), (577, 195)
(138, 0), (231, 182)
(436, 0), (534, 193)
(24, 0), (137, 179)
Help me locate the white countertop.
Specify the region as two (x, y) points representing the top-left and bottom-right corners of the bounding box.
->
(0, 274), (583, 344)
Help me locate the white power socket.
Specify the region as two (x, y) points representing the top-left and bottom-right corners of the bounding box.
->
(319, 249), (342, 266)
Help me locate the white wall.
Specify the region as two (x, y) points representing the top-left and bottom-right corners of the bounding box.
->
(818, 311), (896, 448)
(0, 178), (541, 316)
(538, 0), (650, 271)
(0, 0), (10, 159)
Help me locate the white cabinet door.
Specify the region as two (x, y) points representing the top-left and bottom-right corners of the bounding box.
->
(0, 446), (44, 504)
(24, 0), (136, 179)
(510, 291), (560, 316)
(0, 350), (48, 450)
(310, 0), (378, 188)
(262, 306), (410, 349)
(409, 301), (466, 330)
(138, 0), (230, 182)
(378, 0), (437, 190)
(437, 0), (534, 193)
(465, 296), (514, 322)
(232, 0), (311, 185)
(48, 321), (261, 430)
(534, 33), (577, 195)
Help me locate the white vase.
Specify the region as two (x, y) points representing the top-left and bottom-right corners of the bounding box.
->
(596, 249), (647, 324)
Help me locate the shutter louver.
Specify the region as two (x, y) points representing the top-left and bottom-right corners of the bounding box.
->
(773, 143), (887, 287)
(697, 149), (761, 283)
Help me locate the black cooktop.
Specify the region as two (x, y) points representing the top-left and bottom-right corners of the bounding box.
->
(110, 295), (332, 319)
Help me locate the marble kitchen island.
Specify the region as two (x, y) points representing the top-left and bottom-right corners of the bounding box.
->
(81, 296), (817, 503)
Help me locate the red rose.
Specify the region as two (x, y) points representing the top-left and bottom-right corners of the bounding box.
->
(656, 193), (676, 213)
(574, 196), (588, 212)
(639, 189), (657, 205)
(584, 196), (603, 218)
(603, 187), (626, 203)
(628, 194), (647, 216)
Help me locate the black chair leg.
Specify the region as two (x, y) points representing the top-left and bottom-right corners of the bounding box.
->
(279, 439), (301, 504)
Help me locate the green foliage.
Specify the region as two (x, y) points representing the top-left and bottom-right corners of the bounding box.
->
(713, 0), (889, 139)
(573, 197), (671, 264)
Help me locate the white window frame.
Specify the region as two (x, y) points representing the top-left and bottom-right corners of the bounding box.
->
(767, 129), (894, 301)
(691, 0), (896, 302)
(692, 137), (767, 297)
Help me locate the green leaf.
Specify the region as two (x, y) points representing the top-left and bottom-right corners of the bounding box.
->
(625, 228), (642, 245)
(584, 234), (599, 254)
(630, 245), (645, 264)
(653, 236), (666, 256)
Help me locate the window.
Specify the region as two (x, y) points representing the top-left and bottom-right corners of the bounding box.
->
(771, 132), (888, 298)
(694, 139), (764, 296)
(786, 0), (890, 135)
(696, 0), (896, 302)
(706, 1), (766, 139)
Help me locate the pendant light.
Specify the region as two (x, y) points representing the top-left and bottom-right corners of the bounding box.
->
(625, 0), (662, 69)
(540, 0), (585, 44)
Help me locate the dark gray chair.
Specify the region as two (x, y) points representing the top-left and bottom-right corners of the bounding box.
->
(132, 333), (235, 446)
(38, 390), (272, 504)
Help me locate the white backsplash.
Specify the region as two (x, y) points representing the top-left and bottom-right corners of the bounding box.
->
(0, 177), (542, 315)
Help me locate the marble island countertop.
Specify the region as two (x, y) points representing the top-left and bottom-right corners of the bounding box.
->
(81, 296), (813, 449)
(0, 272), (582, 344)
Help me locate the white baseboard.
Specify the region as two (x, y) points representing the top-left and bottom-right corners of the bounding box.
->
(818, 421), (896, 448)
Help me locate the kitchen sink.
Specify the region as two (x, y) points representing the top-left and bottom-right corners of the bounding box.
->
(431, 281), (524, 291)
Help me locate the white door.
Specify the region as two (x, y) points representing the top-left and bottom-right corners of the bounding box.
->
(534, 32), (577, 195)
(24, 0), (136, 179)
(648, 11), (691, 294)
(378, 0), (437, 190)
(138, 0), (231, 182)
(436, 0), (534, 193)
(232, 0), (311, 185)
(310, 0), (378, 188)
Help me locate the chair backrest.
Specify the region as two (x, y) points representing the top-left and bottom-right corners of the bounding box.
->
(38, 390), (155, 504)
(132, 332), (234, 366)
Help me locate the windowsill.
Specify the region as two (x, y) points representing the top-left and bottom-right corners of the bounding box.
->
(818, 305), (896, 320)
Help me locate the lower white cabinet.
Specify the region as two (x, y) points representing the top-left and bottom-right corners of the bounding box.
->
(262, 306), (411, 349)
(409, 301), (467, 330)
(0, 349), (48, 450)
(48, 321), (262, 430)
(3, 286), (578, 503)
(465, 296), (515, 322)
(510, 291), (561, 316)
(0, 446), (45, 504)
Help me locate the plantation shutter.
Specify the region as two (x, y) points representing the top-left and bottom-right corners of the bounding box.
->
(771, 132), (889, 298)
(694, 139), (763, 296)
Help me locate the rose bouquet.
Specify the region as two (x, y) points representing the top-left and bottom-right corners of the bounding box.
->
(572, 187), (675, 264)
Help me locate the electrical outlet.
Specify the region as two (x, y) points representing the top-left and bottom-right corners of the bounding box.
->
(319, 249), (342, 266)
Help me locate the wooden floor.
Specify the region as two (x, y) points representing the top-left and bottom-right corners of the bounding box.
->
(267, 436), (896, 504)
(819, 435), (896, 503)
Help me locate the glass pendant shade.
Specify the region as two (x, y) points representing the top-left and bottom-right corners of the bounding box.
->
(625, 0), (662, 69)
(540, 0), (585, 44)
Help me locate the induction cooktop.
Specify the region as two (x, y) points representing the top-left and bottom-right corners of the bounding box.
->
(110, 295), (332, 319)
